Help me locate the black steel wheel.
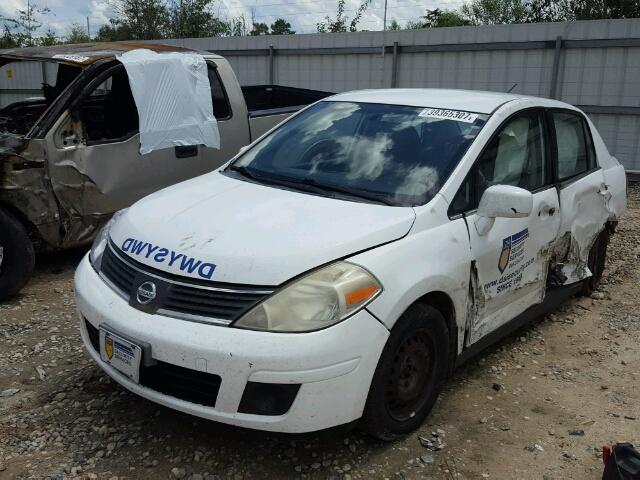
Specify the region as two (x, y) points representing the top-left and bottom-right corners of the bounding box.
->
(385, 330), (434, 422)
(362, 304), (449, 440)
(0, 209), (35, 301)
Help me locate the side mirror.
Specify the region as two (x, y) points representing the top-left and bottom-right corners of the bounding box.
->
(475, 185), (533, 235)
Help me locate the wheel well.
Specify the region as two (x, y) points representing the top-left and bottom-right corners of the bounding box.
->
(415, 291), (458, 375)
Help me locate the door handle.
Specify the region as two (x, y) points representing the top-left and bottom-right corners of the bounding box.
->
(539, 204), (556, 217)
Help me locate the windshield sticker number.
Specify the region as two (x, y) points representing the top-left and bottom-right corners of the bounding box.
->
(419, 108), (478, 123)
(52, 54), (90, 63)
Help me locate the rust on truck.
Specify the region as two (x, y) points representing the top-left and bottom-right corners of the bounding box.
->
(0, 42), (204, 250)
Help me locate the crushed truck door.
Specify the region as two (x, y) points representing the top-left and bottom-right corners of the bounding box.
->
(43, 58), (245, 244)
(453, 109), (561, 344)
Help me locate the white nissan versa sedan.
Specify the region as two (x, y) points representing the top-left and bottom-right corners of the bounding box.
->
(75, 89), (626, 439)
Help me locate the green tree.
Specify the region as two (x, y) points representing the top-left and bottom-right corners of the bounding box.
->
(250, 22), (269, 35)
(461, 0), (529, 25)
(270, 18), (295, 34)
(388, 18), (401, 30)
(65, 22), (91, 44)
(406, 8), (470, 28)
(568, 0), (640, 19)
(170, 0), (220, 38)
(229, 14), (249, 36)
(0, 26), (19, 48)
(316, 0), (372, 33)
(111, 0), (170, 40)
(0, 1), (52, 47)
(39, 27), (59, 45)
(95, 19), (132, 41)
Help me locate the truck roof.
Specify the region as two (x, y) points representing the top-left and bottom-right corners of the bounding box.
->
(329, 88), (566, 114)
(0, 42), (221, 66)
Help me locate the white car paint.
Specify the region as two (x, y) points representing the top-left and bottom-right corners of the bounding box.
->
(75, 89), (627, 433)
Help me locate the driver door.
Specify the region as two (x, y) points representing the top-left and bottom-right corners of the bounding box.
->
(44, 62), (238, 243)
(452, 109), (560, 344)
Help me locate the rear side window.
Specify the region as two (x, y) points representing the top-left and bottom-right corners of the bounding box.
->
(552, 111), (596, 180)
(450, 110), (547, 214)
(207, 65), (231, 119)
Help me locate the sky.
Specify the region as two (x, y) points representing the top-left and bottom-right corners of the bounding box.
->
(0, 0), (465, 39)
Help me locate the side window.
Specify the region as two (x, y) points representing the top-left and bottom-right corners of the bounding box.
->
(80, 67), (139, 143)
(552, 111), (596, 180)
(207, 65), (231, 119)
(450, 111), (547, 214)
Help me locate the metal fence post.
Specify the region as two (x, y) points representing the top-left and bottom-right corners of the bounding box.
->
(269, 45), (275, 85)
(550, 35), (563, 99)
(391, 41), (399, 88)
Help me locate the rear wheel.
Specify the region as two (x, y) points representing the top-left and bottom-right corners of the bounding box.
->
(0, 209), (35, 301)
(362, 304), (449, 441)
(580, 227), (610, 297)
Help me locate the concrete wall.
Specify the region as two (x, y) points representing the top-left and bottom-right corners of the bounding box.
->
(2, 18), (639, 171)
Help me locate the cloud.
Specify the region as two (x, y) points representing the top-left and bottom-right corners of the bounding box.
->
(2, 0), (465, 39)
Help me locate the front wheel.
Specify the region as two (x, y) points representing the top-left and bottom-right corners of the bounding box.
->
(362, 304), (450, 441)
(0, 209), (35, 301)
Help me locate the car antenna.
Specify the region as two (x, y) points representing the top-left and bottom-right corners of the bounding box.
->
(507, 83), (518, 93)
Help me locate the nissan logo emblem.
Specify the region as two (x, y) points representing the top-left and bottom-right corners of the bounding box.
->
(136, 281), (157, 305)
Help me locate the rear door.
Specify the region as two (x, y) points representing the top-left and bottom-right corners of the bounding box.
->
(450, 109), (560, 344)
(45, 61), (246, 233)
(548, 109), (609, 284)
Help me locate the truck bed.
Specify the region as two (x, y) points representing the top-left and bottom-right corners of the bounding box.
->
(242, 85), (332, 141)
(242, 85), (332, 117)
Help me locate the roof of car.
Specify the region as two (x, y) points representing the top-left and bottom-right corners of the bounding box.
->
(328, 88), (557, 114)
(0, 42), (221, 66)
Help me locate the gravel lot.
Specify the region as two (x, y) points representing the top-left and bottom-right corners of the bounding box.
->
(1, 185), (638, 480)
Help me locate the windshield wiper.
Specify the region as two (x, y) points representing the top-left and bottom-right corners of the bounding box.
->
(229, 165), (318, 192)
(299, 177), (394, 206)
(229, 165), (394, 206)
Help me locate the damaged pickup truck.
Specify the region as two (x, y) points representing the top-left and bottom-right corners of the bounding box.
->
(0, 42), (330, 299)
(76, 89), (626, 438)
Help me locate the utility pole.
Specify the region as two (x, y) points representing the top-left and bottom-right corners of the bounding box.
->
(27, 0), (32, 45)
(86, 16), (90, 38)
(383, 0), (388, 31)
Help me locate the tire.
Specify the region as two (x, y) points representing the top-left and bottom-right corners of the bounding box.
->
(362, 304), (450, 441)
(579, 227), (609, 297)
(0, 209), (35, 301)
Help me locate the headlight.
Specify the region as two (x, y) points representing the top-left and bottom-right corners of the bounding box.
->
(89, 210), (126, 271)
(233, 262), (382, 332)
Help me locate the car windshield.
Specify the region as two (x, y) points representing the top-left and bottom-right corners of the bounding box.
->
(230, 101), (488, 206)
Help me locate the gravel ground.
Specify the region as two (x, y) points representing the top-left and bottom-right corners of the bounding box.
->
(1, 185), (639, 480)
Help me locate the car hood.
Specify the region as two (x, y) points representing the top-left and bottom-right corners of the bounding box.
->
(109, 172), (416, 285)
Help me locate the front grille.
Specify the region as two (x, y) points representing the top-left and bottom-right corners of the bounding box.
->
(101, 245), (136, 293)
(84, 319), (221, 407)
(100, 242), (273, 324)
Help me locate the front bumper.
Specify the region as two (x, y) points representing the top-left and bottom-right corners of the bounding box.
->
(75, 254), (389, 433)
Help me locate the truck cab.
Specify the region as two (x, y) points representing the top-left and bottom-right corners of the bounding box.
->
(0, 42), (330, 299)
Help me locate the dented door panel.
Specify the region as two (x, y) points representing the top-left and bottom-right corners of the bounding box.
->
(466, 187), (560, 344)
(555, 170), (610, 284)
(0, 136), (63, 247)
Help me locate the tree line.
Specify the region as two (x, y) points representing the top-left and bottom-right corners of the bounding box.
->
(1, 0), (638, 49)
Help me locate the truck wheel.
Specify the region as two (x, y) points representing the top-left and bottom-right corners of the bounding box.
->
(362, 304), (449, 441)
(580, 228), (609, 297)
(0, 209), (35, 301)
